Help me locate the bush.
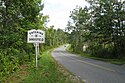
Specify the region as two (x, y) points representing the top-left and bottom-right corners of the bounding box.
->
(87, 44), (115, 59)
(0, 51), (19, 82)
(0, 47), (34, 82)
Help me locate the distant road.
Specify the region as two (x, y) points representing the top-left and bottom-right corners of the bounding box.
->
(51, 45), (125, 83)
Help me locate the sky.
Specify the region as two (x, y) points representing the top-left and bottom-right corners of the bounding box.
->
(42, 0), (89, 29)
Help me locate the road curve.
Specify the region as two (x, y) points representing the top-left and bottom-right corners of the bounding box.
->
(51, 45), (125, 83)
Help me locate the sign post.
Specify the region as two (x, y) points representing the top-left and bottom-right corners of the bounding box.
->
(27, 29), (45, 68)
(35, 43), (38, 68)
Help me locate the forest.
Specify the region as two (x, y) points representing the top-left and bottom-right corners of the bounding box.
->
(0, 0), (67, 81)
(66, 0), (125, 59)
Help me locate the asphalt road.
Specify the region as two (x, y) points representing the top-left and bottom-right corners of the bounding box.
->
(51, 45), (125, 83)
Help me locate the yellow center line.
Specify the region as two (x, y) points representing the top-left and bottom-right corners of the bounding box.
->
(61, 52), (116, 72)
(75, 58), (116, 72)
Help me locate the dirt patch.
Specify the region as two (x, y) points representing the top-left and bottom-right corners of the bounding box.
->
(57, 65), (83, 83)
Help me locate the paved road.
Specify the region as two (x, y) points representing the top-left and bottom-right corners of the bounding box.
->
(51, 45), (125, 83)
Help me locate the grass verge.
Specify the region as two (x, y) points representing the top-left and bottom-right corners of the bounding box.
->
(66, 44), (125, 65)
(5, 49), (83, 83)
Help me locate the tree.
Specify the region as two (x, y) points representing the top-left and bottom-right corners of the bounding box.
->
(0, 0), (44, 81)
(86, 0), (125, 58)
(67, 6), (90, 53)
(67, 0), (125, 58)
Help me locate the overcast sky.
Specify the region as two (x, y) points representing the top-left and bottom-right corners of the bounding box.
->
(42, 0), (89, 29)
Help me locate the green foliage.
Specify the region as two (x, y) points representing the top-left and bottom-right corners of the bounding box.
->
(0, 0), (68, 81)
(21, 50), (73, 83)
(44, 27), (67, 48)
(67, 0), (125, 59)
(5, 50), (81, 83)
(67, 45), (125, 65)
(0, 0), (43, 80)
(0, 50), (19, 81)
(67, 6), (90, 53)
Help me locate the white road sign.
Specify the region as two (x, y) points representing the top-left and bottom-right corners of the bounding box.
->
(27, 29), (45, 43)
(27, 29), (45, 68)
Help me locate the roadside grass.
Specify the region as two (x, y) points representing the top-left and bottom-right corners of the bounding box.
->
(66, 44), (73, 52)
(5, 49), (82, 83)
(66, 44), (125, 65)
(80, 53), (125, 65)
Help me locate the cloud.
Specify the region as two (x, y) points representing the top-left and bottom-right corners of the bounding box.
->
(42, 0), (89, 29)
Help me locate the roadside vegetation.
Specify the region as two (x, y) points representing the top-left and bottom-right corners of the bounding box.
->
(0, 0), (68, 82)
(5, 50), (82, 83)
(66, 0), (125, 63)
(67, 44), (125, 65)
(1, 0), (125, 82)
